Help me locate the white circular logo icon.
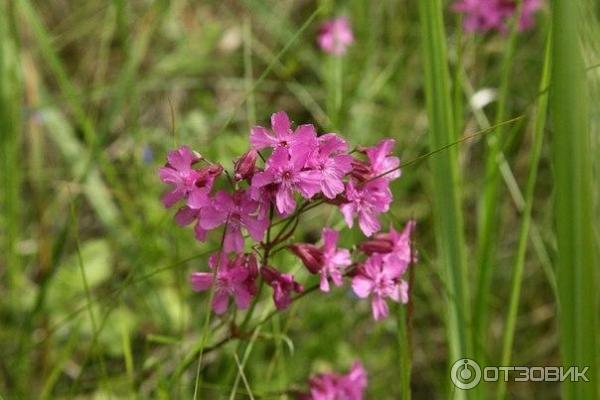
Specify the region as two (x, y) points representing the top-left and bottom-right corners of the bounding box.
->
(451, 358), (482, 390)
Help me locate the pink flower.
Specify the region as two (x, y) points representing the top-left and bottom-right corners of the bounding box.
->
(252, 147), (322, 215)
(301, 361), (368, 400)
(289, 228), (352, 292)
(308, 134), (353, 199)
(352, 254), (408, 320)
(250, 111), (318, 152)
(190, 253), (258, 314)
(351, 139), (400, 182)
(261, 266), (304, 310)
(453, 0), (543, 33)
(360, 220), (416, 275)
(317, 17), (354, 56)
(200, 189), (269, 253)
(339, 179), (392, 237)
(158, 146), (202, 207)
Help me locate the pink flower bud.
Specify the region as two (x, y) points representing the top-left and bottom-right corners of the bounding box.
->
(289, 243), (324, 274)
(234, 149), (258, 181)
(350, 158), (372, 182)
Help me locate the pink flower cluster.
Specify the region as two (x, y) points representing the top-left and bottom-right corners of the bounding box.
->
(299, 361), (367, 400)
(453, 0), (543, 33)
(317, 17), (354, 56)
(159, 110), (410, 317)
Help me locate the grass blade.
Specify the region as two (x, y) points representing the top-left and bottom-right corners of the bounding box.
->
(496, 29), (552, 400)
(417, 1), (472, 398)
(550, 0), (599, 398)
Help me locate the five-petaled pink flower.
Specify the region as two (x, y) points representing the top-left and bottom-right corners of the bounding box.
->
(301, 361), (368, 400)
(200, 189), (268, 252)
(318, 228), (352, 292)
(308, 134), (353, 199)
(250, 111), (318, 152)
(453, 0), (543, 33)
(317, 17), (354, 56)
(339, 179), (392, 237)
(261, 266), (304, 310)
(360, 220), (416, 275)
(158, 146), (202, 208)
(352, 253), (409, 320)
(252, 147), (322, 215)
(190, 253), (258, 314)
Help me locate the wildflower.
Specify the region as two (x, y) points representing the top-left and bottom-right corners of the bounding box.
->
(308, 133), (353, 199)
(301, 361), (368, 400)
(453, 0), (543, 33)
(158, 145), (202, 207)
(261, 266), (304, 310)
(351, 139), (400, 182)
(250, 111), (318, 152)
(252, 147), (322, 215)
(352, 253), (409, 320)
(317, 17), (354, 56)
(200, 189), (269, 252)
(359, 220), (416, 274)
(234, 149), (258, 182)
(290, 228), (352, 292)
(189, 252), (258, 314)
(339, 179), (392, 237)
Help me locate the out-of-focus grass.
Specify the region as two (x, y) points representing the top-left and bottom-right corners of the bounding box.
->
(0, 0), (596, 399)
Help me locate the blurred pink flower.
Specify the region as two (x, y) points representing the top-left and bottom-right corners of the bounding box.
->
(190, 253), (258, 314)
(252, 147), (322, 215)
(200, 189), (268, 252)
(301, 361), (368, 400)
(317, 17), (354, 56)
(308, 133), (353, 199)
(453, 0), (543, 33)
(289, 228), (352, 292)
(339, 179), (392, 237)
(352, 253), (409, 320)
(261, 266), (304, 310)
(250, 111), (318, 152)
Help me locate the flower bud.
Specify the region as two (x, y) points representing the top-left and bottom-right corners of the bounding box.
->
(358, 238), (394, 255)
(350, 158), (372, 182)
(288, 243), (324, 274)
(234, 149), (258, 181)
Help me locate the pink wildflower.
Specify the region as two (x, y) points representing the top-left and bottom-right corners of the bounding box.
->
(308, 134), (353, 199)
(289, 228), (351, 292)
(360, 220), (416, 274)
(261, 266), (304, 310)
(251, 147), (322, 215)
(158, 146), (202, 207)
(339, 179), (392, 237)
(351, 139), (400, 182)
(189, 253), (258, 314)
(200, 189), (268, 252)
(352, 253), (409, 320)
(453, 0), (543, 33)
(301, 361), (368, 400)
(317, 17), (354, 56)
(250, 111), (318, 152)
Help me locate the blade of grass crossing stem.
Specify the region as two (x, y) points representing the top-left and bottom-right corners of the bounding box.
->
(551, 0), (599, 398)
(473, 1), (524, 362)
(496, 30), (552, 400)
(417, 2), (472, 399)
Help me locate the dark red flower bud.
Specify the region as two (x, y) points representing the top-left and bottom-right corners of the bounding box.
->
(350, 158), (372, 182)
(196, 164), (224, 187)
(358, 238), (394, 255)
(288, 243), (324, 274)
(234, 149), (258, 181)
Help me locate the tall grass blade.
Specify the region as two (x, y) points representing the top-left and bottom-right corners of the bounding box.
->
(417, 1), (472, 398)
(496, 29), (552, 400)
(551, 0), (599, 399)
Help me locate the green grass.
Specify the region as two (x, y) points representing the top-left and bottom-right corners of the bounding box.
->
(0, 1), (597, 399)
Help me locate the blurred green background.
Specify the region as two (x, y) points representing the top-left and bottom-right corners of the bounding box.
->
(0, 0), (598, 399)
